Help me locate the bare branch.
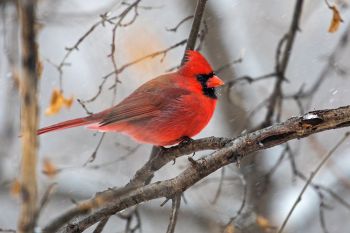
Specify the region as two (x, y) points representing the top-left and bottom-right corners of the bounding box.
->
(83, 133), (106, 166)
(277, 132), (350, 233)
(285, 23), (350, 101)
(181, 0), (208, 64)
(34, 183), (57, 224)
(166, 15), (194, 32)
(261, 0), (304, 127)
(18, 0), (40, 232)
(211, 167), (225, 204)
(226, 171), (247, 223)
(41, 105), (350, 233)
(166, 194), (181, 233)
(82, 39), (187, 103)
(226, 72), (276, 88)
(92, 218), (109, 233)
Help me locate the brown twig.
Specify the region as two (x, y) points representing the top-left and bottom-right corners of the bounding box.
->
(285, 149), (350, 232)
(211, 167), (225, 204)
(226, 72), (276, 88)
(166, 194), (181, 233)
(82, 39), (187, 103)
(92, 218), (109, 233)
(277, 132), (350, 233)
(285, 23), (350, 103)
(214, 57), (243, 75)
(47, 1), (143, 92)
(41, 105), (350, 233)
(225, 171), (247, 225)
(83, 133), (105, 166)
(117, 207), (142, 233)
(18, 0), (40, 232)
(108, 0), (141, 103)
(34, 183), (57, 225)
(261, 0), (304, 127)
(166, 15), (194, 32)
(181, 0), (208, 65)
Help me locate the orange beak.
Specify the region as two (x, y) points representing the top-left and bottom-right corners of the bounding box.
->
(206, 75), (224, 88)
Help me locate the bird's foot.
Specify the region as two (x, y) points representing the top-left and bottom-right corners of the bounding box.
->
(179, 136), (194, 146)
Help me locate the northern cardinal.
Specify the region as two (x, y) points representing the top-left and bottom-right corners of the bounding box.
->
(38, 50), (224, 146)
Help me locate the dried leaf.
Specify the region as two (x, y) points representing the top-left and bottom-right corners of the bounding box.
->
(42, 158), (59, 178)
(10, 178), (21, 198)
(45, 89), (74, 116)
(223, 224), (235, 233)
(256, 215), (275, 231)
(328, 5), (344, 33)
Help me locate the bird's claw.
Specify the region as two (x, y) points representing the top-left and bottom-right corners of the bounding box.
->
(179, 136), (194, 146)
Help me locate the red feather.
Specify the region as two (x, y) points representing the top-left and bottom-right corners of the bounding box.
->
(37, 51), (224, 146)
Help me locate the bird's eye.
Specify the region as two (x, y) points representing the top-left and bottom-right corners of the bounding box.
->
(196, 72), (214, 84)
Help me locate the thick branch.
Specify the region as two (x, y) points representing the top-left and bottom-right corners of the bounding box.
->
(18, 0), (39, 233)
(43, 105), (350, 233)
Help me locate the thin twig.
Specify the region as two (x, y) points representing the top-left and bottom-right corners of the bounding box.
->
(92, 218), (109, 233)
(261, 0), (304, 127)
(48, 1), (143, 92)
(285, 23), (350, 102)
(166, 15), (194, 32)
(211, 167), (225, 204)
(82, 39), (187, 103)
(34, 183), (57, 224)
(166, 194), (181, 233)
(277, 132), (350, 233)
(83, 133), (106, 166)
(226, 72), (276, 88)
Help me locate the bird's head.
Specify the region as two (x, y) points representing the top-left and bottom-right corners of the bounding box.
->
(178, 50), (224, 99)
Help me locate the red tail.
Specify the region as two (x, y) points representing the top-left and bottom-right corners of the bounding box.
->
(37, 117), (94, 135)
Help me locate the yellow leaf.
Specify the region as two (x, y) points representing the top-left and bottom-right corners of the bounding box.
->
(45, 89), (74, 116)
(223, 224), (235, 233)
(42, 158), (59, 178)
(328, 5), (344, 33)
(256, 215), (276, 231)
(257, 215), (269, 228)
(10, 178), (21, 198)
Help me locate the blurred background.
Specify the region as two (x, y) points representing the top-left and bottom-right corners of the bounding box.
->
(1, 0), (350, 232)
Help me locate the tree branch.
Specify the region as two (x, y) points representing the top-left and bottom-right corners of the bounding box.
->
(261, 0), (304, 127)
(277, 132), (350, 233)
(181, 0), (207, 64)
(166, 194), (181, 233)
(18, 0), (40, 232)
(42, 105), (350, 233)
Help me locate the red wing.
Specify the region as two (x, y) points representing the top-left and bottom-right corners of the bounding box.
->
(99, 87), (191, 126)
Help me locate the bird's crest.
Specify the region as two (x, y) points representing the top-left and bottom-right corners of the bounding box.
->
(179, 50), (213, 76)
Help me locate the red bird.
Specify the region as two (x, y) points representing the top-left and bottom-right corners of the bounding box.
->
(38, 50), (224, 146)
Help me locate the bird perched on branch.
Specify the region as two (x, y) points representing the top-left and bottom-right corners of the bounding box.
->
(38, 50), (224, 146)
